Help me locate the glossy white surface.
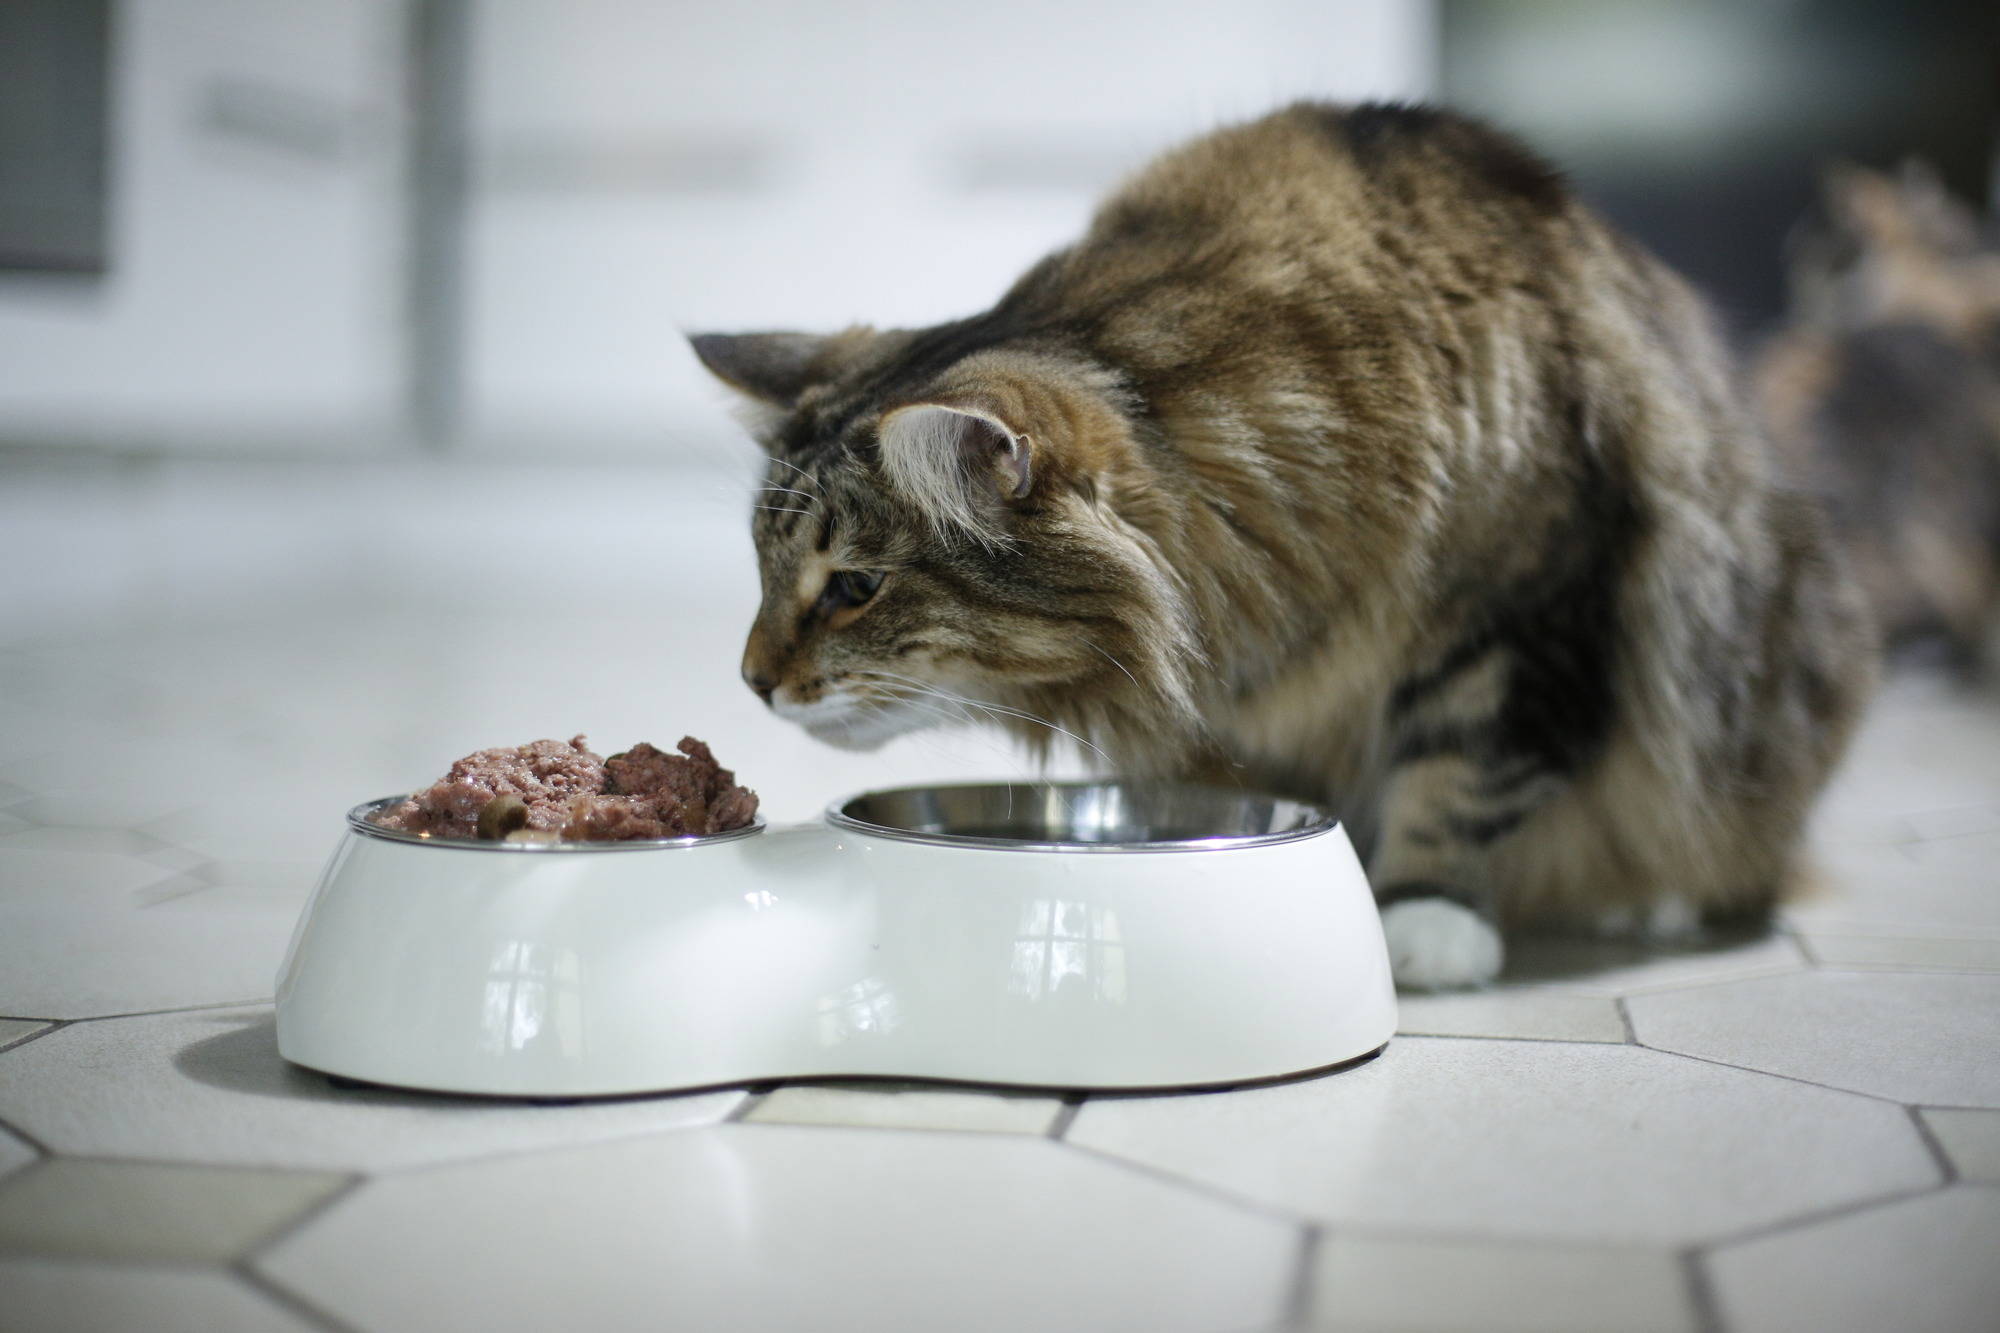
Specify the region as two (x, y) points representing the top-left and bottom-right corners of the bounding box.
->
(275, 814), (1397, 1096)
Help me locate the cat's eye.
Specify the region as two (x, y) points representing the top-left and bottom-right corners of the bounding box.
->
(820, 569), (885, 612)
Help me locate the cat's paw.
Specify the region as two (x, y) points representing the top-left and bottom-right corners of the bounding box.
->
(1380, 898), (1503, 990)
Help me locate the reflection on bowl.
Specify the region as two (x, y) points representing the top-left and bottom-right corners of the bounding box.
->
(346, 795), (767, 853)
(828, 781), (1333, 852)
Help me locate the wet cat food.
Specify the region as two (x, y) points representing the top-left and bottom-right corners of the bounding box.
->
(373, 735), (759, 842)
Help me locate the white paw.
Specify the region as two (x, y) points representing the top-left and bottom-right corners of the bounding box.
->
(1380, 898), (1504, 990)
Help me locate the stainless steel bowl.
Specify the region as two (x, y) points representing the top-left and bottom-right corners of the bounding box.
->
(826, 780), (1335, 852)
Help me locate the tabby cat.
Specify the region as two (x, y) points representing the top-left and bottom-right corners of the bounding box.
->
(694, 103), (1876, 989)
(1755, 160), (2000, 670)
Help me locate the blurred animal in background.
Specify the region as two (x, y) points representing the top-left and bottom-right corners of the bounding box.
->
(1755, 161), (2000, 673)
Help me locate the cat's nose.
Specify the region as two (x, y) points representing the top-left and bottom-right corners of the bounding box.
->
(743, 669), (777, 705)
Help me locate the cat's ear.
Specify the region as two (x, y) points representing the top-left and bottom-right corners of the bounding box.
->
(688, 331), (831, 410)
(877, 401), (1033, 544)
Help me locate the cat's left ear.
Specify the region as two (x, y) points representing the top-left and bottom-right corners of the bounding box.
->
(688, 331), (832, 409)
(877, 401), (1033, 542)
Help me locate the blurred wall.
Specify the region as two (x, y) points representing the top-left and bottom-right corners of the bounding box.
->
(0, 0), (410, 452)
(459, 0), (1435, 453)
(0, 0), (1430, 457)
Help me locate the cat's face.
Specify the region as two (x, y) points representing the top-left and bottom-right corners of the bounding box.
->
(696, 331), (1194, 755)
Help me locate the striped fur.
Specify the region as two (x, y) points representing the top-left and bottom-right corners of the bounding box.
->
(696, 102), (1878, 986)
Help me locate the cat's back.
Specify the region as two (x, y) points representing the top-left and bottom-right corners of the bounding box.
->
(1050, 103), (1577, 301)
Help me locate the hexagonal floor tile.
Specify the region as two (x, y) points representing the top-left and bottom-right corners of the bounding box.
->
(256, 1124), (1297, 1333)
(1065, 1039), (1938, 1243)
(0, 899), (296, 1019)
(0, 1006), (742, 1171)
(1706, 1186), (2000, 1333)
(1308, 1236), (1694, 1333)
(1627, 971), (2000, 1106)
(0, 1259), (319, 1333)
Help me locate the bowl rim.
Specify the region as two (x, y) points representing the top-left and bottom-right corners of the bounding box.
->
(345, 795), (767, 852)
(823, 779), (1338, 854)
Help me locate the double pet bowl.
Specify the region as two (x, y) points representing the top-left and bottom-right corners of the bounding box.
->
(275, 781), (1397, 1097)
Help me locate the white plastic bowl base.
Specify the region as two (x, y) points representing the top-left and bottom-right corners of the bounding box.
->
(275, 783), (1397, 1098)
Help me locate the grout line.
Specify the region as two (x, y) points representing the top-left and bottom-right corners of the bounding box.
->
(1905, 1105), (1960, 1184)
(0, 1151), (362, 1176)
(1046, 1096), (1084, 1141)
(1631, 1042), (1916, 1108)
(236, 1260), (364, 1333)
(1282, 1223), (1323, 1330)
(58, 998), (274, 1027)
(0, 1104), (56, 1157)
(0, 1018), (68, 1055)
(1600, 961), (1812, 1000)
(1912, 1100), (2000, 1112)
(242, 1173), (368, 1252)
(382, 1108), (749, 1180)
(1614, 996), (1638, 1045)
(1809, 962), (2000, 978)
(1680, 1246), (1726, 1333)
(1699, 1179), (1950, 1252)
(1055, 1138), (1314, 1229)
(1390, 1029), (1626, 1046)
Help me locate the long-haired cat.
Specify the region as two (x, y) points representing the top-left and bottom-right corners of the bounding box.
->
(1755, 160), (2000, 670)
(694, 103), (1877, 989)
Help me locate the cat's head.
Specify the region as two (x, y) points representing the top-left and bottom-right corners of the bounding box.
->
(692, 325), (1197, 757)
(1787, 160), (2000, 337)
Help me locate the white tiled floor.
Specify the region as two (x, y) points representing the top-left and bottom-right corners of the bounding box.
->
(1, 501), (1997, 1330)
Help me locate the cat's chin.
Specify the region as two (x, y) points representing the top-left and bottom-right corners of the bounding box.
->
(796, 707), (928, 753)
(805, 721), (897, 752)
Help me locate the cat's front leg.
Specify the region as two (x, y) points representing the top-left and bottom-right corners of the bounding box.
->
(1369, 747), (1564, 990)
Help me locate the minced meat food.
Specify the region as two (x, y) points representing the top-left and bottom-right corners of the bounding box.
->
(372, 735), (759, 842)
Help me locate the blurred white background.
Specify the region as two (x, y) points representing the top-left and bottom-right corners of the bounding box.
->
(0, 0), (1431, 646)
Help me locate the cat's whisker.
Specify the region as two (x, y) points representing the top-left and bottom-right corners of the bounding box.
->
(751, 504), (816, 518)
(1084, 641), (1143, 691)
(756, 485), (818, 504)
(855, 684), (1051, 774)
(852, 669), (1111, 765)
(766, 457), (821, 492)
